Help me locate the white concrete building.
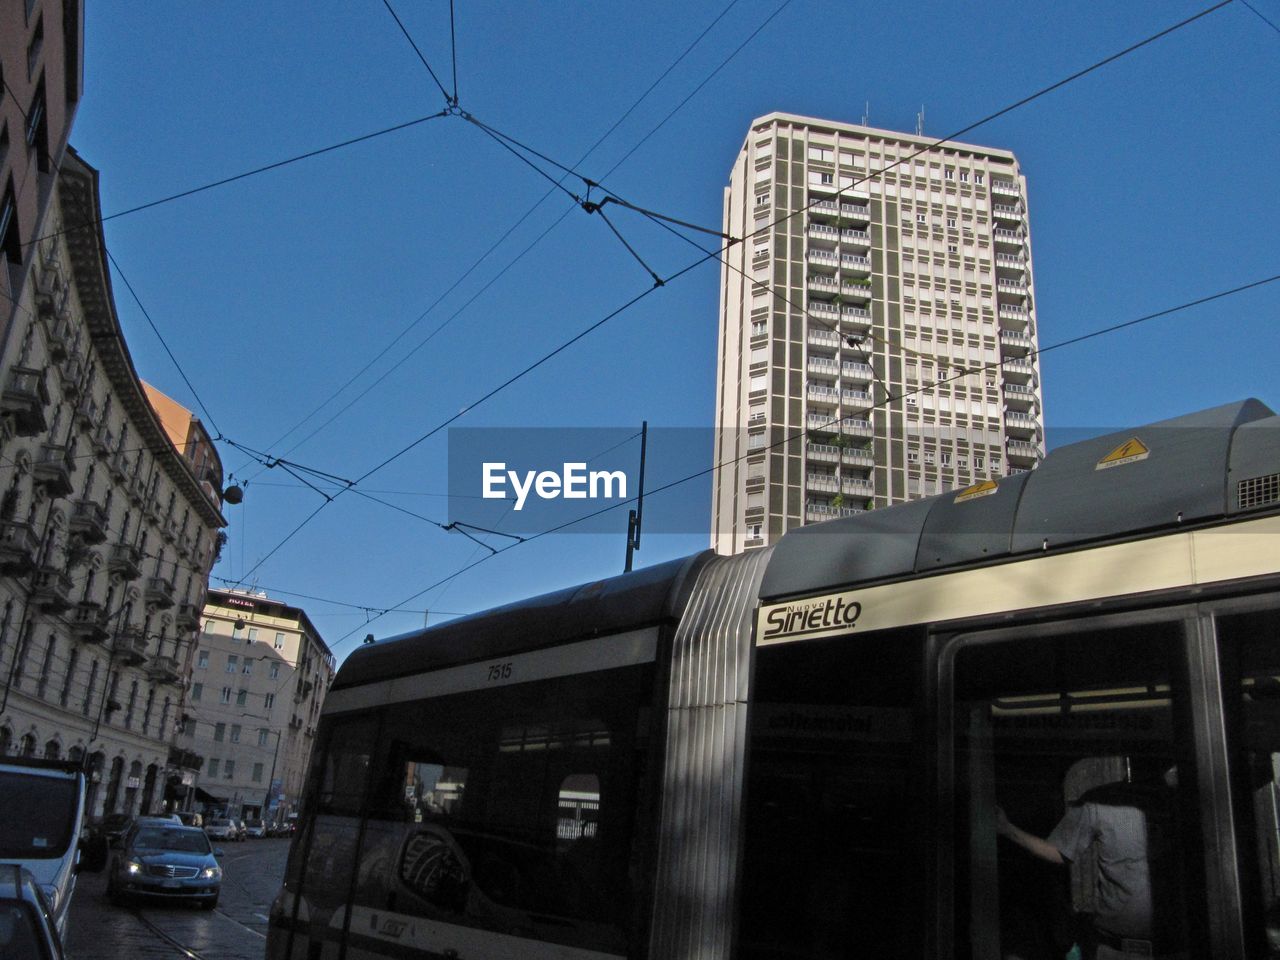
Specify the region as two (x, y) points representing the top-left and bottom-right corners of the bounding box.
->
(711, 112), (1046, 553)
(179, 589), (333, 822)
(0, 150), (226, 818)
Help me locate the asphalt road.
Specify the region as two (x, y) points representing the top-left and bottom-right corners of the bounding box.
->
(65, 837), (290, 960)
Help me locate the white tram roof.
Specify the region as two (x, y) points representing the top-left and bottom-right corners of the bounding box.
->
(760, 398), (1279, 601)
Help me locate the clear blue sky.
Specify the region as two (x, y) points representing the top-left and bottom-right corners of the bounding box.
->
(72, 0), (1280, 663)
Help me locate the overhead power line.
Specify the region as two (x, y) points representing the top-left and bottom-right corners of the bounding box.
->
(226, 0), (1236, 589)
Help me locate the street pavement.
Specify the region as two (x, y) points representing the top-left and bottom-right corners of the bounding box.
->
(66, 837), (289, 960)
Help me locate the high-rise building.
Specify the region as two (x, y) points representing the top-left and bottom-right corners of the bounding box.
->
(180, 589), (333, 823)
(711, 112), (1044, 553)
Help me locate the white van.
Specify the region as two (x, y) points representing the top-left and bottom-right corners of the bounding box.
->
(0, 757), (92, 936)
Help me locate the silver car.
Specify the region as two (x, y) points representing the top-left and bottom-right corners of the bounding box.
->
(107, 823), (223, 909)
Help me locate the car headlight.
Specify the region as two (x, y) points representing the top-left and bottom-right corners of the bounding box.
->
(126, 859), (142, 875)
(201, 865), (222, 880)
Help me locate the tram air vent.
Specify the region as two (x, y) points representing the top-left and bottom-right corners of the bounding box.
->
(1238, 473), (1280, 511)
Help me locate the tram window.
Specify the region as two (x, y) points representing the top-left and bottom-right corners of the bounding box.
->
(346, 665), (652, 956)
(950, 622), (1201, 960)
(739, 628), (925, 959)
(1216, 604), (1280, 957)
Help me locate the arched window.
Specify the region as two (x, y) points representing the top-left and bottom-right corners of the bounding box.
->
(44, 739), (60, 760)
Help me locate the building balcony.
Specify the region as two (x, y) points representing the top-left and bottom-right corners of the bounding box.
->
(107, 448), (128, 481)
(1007, 439), (1042, 465)
(841, 362), (874, 383)
(128, 473), (148, 505)
(806, 502), (864, 522)
(996, 280), (1027, 299)
(0, 520), (40, 575)
(992, 204), (1023, 223)
(1002, 358), (1036, 383)
(807, 301), (840, 324)
(147, 656), (182, 684)
(806, 414), (839, 435)
(807, 357), (840, 376)
(810, 199), (841, 218)
(58, 354), (84, 398)
(840, 228), (871, 249)
(92, 424), (114, 458)
(30, 566), (75, 613)
(179, 530), (198, 559)
(839, 283), (872, 302)
(840, 254), (872, 275)
(146, 576), (177, 609)
(1000, 329), (1033, 355)
(40, 310), (75, 363)
(995, 253), (1025, 275)
(1004, 410), (1040, 437)
(842, 447), (875, 468)
(1004, 382), (1038, 410)
(841, 307), (872, 332)
(807, 275), (839, 295)
(117, 629), (149, 665)
(1, 367), (52, 437)
(840, 202), (871, 221)
(841, 478), (875, 497)
(807, 249), (839, 269)
(808, 328), (841, 349)
(998, 306), (1030, 331)
(993, 228), (1024, 249)
(806, 443), (841, 464)
(807, 223), (840, 245)
(69, 601), (111, 645)
(840, 419), (874, 438)
(69, 499), (109, 544)
(176, 602), (202, 631)
(74, 396), (98, 433)
(108, 543), (144, 580)
(33, 445), (75, 498)
(806, 385), (840, 406)
(842, 390), (872, 406)
(991, 179), (1020, 198)
(806, 473), (839, 493)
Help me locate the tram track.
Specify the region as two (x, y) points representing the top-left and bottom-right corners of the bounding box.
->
(128, 907), (213, 960)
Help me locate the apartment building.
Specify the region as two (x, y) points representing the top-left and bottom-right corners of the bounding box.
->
(711, 112), (1044, 553)
(181, 589), (333, 822)
(1, 0), (83, 365)
(0, 149), (226, 818)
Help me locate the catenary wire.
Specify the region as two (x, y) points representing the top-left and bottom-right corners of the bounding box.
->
(319, 270), (1280, 652)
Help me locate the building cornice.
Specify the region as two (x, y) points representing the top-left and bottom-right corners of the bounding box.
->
(56, 148), (226, 531)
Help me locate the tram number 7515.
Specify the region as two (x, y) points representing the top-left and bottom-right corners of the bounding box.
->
(486, 661), (513, 682)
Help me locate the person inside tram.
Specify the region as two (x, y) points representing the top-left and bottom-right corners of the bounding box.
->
(996, 766), (1185, 960)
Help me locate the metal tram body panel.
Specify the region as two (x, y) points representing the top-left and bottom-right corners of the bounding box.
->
(269, 400), (1280, 960)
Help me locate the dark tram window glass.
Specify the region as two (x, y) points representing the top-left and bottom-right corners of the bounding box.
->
(348, 663), (653, 956)
(739, 628), (926, 959)
(1216, 602), (1280, 958)
(950, 621), (1203, 960)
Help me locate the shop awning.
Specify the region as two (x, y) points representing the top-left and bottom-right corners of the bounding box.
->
(193, 787), (227, 804)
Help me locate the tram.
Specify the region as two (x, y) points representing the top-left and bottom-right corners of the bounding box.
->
(267, 398), (1280, 959)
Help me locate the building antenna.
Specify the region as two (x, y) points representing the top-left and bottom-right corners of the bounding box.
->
(862, 101), (870, 127)
(916, 105), (925, 137)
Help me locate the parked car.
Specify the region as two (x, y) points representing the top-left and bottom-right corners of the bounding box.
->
(0, 757), (94, 938)
(0, 863), (65, 960)
(202, 819), (238, 842)
(244, 819), (267, 839)
(135, 815), (182, 826)
(174, 812), (202, 829)
(106, 823), (223, 909)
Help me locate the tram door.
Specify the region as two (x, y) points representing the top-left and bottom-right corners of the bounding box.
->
(738, 627), (926, 959)
(947, 617), (1205, 960)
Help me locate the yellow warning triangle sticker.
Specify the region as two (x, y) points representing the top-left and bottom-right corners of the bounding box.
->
(954, 480), (999, 503)
(1095, 437), (1150, 471)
